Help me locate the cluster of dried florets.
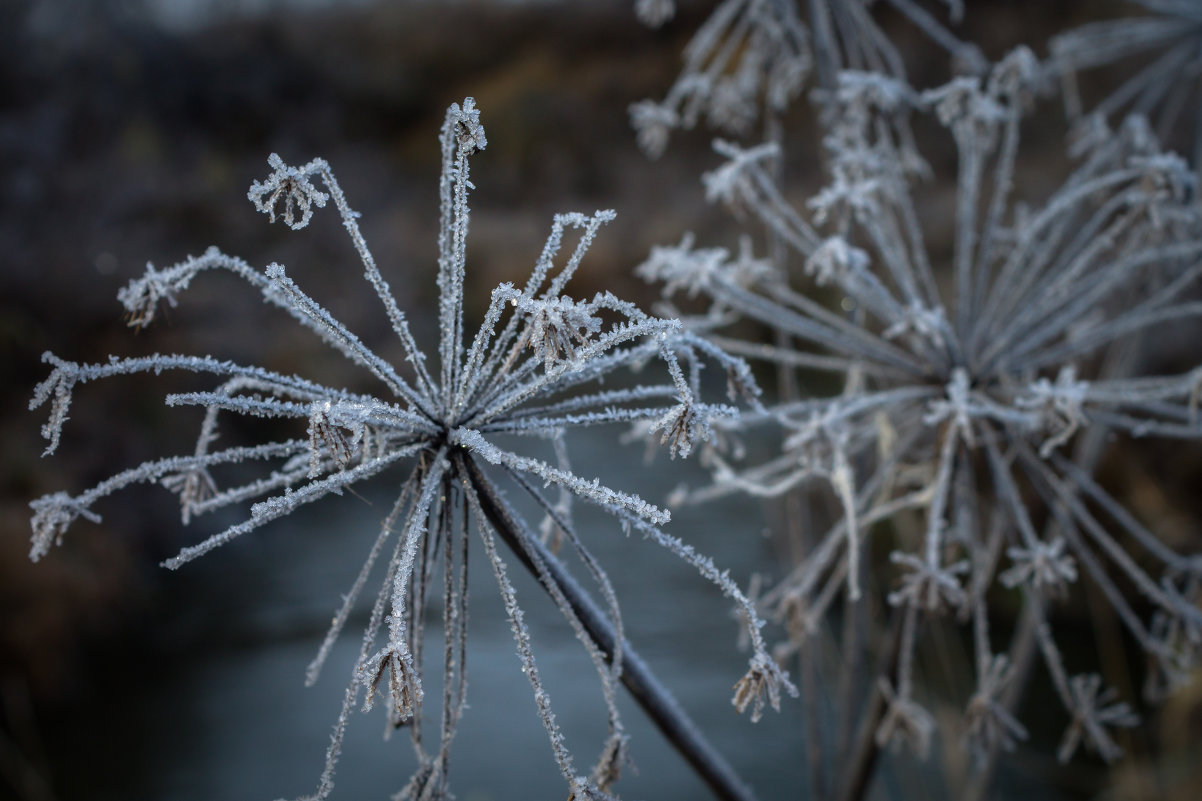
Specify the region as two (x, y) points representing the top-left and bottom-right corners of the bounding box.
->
(30, 98), (792, 801)
(636, 2), (1202, 789)
(630, 0), (985, 159)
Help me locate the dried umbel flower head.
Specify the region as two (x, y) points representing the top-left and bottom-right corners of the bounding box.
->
(642, 45), (1202, 767)
(629, 0), (984, 158)
(30, 98), (791, 800)
(630, 0), (809, 158)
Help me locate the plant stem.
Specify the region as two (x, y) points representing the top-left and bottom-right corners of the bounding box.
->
(463, 456), (760, 801)
(836, 607), (907, 801)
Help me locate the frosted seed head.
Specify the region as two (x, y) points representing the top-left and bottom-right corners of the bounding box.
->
(514, 295), (603, 371)
(451, 97), (488, 154)
(1015, 366), (1089, 456)
(628, 99), (678, 159)
(650, 402), (696, 459)
(923, 369), (979, 443)
(635, 0), (675, 28)
(922, 76), (1004, 138)
(29, 491), (100, 561)
(1130, 153), (1194, 211)
(703, 139), (779, 209)
(636, 233), (724, 298)
(964, 655), (1028, 757)
(875, 678), (935, 758)
(1000, 538), (1078, 598)
(307, 401), (353, 476)
(886, 551), (970, 613)
(1058, 674), (1138, 763)
(30, 94), (796, 799)
(161, 468), (218, 525)
(706, 76), (757, 134)
(650, 399), (738, 460)
(362, 648), (423, 726)
(247, 153), (329, 230)
(31, 354), (80, 455)
(804, 237), (870, 287)
(118, 262), (182, 328)
(986, 45), (1043, 104)
(588, 730), (630, 792)
(835, 71), (916, 117)
(883, 302), (949, 349)
(732, 652), (789, 723)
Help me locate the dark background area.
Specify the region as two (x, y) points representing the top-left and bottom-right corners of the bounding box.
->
(1, 1), (1200, 800)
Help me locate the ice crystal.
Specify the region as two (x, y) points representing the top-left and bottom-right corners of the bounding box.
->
(30, 98), (788, 800)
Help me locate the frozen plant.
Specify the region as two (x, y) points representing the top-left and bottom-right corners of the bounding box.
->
(629, 0), (985, 158)
(29, 98), (792, 801)
(640, 43), (1202, 798)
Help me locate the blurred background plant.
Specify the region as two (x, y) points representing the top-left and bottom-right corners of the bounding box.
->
(630, 1), (1202, 800)
(2, 1), (1201, 800)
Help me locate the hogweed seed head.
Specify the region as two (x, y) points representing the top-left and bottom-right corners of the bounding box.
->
(641, 39), (1202, 768)
(30, 98), (785, 800)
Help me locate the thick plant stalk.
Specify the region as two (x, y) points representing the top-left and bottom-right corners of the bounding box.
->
(463, 456), (759, 801)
